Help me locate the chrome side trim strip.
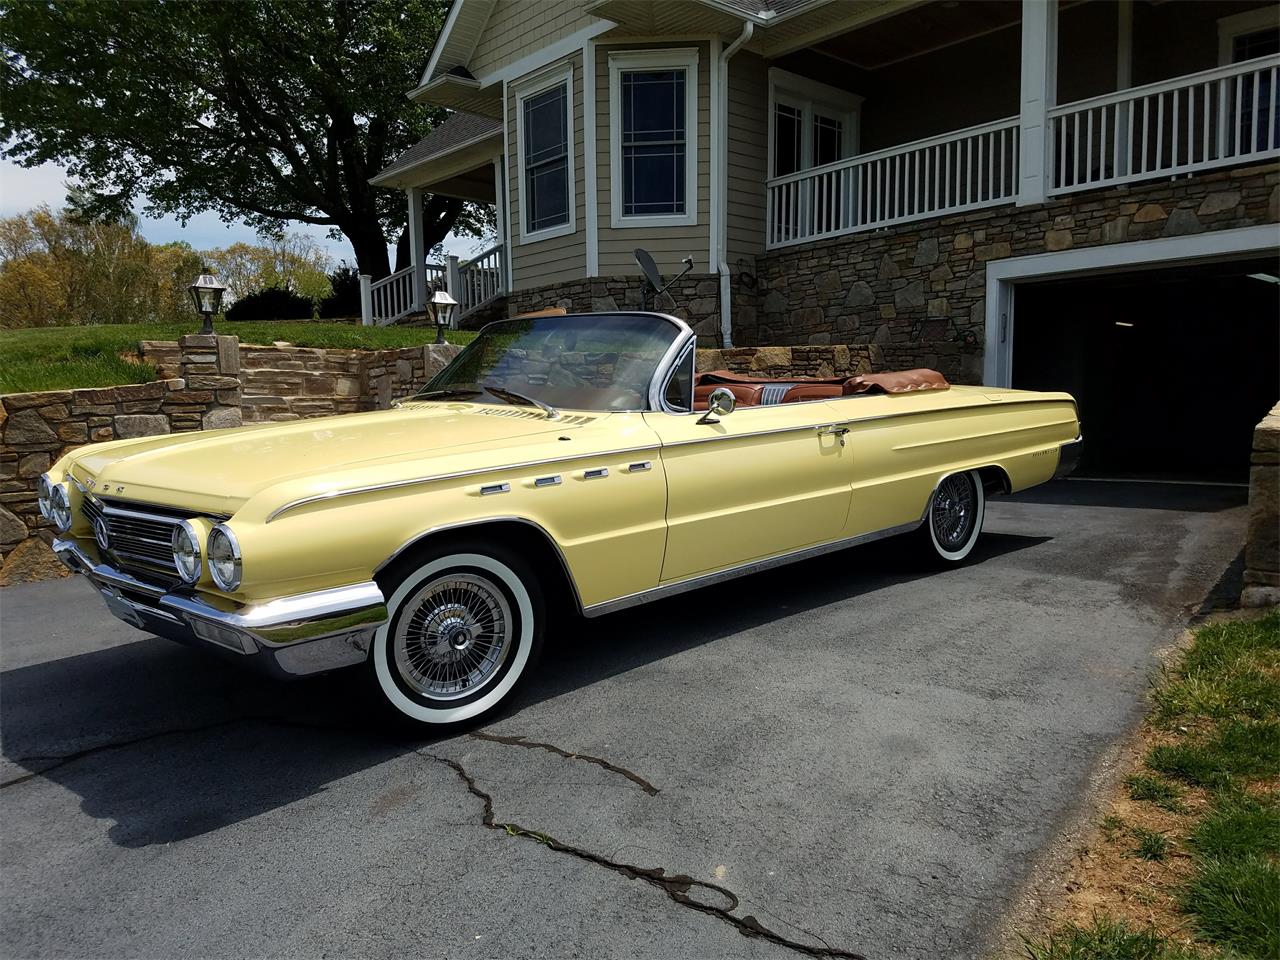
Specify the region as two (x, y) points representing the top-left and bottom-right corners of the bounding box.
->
(583, 468), (609, 479)
(480, 482), (510, 496)
(266, 444), (662, 522)
(534, 475), (562, 487)
(582, 519), (923, 618)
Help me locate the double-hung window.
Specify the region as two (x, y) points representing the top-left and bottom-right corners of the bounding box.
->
(516, 64), (574, 242)
(609, 49), (699, 228)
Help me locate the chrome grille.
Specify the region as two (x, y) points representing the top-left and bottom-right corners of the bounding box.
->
(82, 497), (188, 576)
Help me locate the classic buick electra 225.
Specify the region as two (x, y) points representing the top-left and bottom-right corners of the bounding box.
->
(44, 311), (1081, 729)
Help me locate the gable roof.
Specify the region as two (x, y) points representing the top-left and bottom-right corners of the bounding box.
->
(371, 111), (502, 187)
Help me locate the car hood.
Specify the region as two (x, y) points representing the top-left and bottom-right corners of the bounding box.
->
(67, 402), (587, 515)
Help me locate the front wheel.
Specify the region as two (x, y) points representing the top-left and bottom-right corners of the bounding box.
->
(365, 542), (544, 731)
(921, 470), (985, 563)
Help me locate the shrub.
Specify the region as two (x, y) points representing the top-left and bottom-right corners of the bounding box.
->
(318, 265), (361, 319)
(225, 287), (313, 323)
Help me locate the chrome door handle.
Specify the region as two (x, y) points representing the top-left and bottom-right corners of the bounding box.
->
(816, 424), (850, 446)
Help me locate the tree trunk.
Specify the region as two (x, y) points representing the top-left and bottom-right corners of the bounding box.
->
(346, 222), (391, 279)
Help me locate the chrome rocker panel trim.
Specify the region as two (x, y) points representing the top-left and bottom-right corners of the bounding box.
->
(1054, 435), (1084, 480)
(54, 538), (387, 678)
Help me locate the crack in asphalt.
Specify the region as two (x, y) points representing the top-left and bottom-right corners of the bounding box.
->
(0, 716), (345, 789)
(424, 751), (866, 960)
(469, 731), (660, 795)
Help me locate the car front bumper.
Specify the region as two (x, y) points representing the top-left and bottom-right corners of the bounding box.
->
(1054, 435), (1083, 480)
(53, 538), (387, 678)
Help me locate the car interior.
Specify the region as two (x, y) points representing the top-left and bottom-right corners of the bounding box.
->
(691, 369), (951, 409)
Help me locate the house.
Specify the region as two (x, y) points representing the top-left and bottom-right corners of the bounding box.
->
(369, 0), (1280, 480)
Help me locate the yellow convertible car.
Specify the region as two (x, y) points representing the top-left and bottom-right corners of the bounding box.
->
(44, 311), (1080, 729)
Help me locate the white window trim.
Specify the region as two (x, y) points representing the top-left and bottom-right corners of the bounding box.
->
(767, 67), (863, 178)
(514, 61), (576, 245)
(609, 47), (700, 229)
(1218, 7), (1280, 66)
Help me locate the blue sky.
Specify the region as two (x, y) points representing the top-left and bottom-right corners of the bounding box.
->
(0, 156), (479, 269)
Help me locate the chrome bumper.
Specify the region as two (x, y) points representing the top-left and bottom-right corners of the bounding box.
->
(53, 538), (387, 678)
(1054, 435), (1083, 480)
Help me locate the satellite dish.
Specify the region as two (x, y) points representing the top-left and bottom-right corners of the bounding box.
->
(634, 248), (663, 294)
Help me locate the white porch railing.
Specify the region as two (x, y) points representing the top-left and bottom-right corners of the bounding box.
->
(1048, 54), (1280, 196)
(765, 117), (1021, 249)
(360, 250), (502, 326)
(457, 243), (504, 317)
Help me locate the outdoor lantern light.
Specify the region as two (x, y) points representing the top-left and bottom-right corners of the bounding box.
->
(427, 288), (458, 344)
(188, 269), (228, 334)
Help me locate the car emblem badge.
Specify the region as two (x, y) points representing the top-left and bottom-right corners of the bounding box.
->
(93, 517), (111, 552)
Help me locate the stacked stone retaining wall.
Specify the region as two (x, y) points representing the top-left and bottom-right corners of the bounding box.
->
(1243, 401), (1280, 608)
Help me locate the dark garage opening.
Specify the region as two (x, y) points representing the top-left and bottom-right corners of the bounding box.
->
(1011, 257), (1280, 483)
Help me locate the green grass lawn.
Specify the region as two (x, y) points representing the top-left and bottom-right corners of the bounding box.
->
(1023, 612), (1280, 960)
(0, 322), (476, 395)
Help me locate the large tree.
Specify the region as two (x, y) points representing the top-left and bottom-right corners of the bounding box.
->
(0, 0), (486, 278)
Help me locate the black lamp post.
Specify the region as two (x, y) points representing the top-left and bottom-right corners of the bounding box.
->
(427, 288), (458, 344)
(188, 270), (227, 335)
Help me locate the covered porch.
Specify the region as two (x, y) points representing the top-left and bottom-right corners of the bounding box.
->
(759, 0), (1280, 249)
(365, 111), (508, 326)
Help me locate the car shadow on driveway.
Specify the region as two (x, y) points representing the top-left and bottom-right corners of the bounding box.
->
(0, 530), (1048, 848)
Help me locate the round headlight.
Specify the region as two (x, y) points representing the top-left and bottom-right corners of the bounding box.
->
(207, 524), (242, 591)
(172, 521), (202, 584)
(36, 474), (53, 520)
(49, 482), (72, 533)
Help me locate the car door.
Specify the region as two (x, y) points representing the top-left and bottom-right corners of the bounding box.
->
(643, 400), (853, 583)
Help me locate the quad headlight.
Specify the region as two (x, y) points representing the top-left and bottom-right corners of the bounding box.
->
(171, 520), (203, 584)
(36, 474), (53, 521)
(207, 524), (242, 591)
(47, 479), (72, 533)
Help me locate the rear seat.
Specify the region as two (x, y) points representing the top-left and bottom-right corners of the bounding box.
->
(691, 368), (949, 409)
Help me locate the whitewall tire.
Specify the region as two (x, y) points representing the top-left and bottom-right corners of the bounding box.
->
(367, 545), (544, 730)
(923, 470), (985, 563)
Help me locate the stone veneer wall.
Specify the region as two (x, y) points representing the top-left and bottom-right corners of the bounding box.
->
(1243, 401), (1280, 608)
(507, 274), (723, 342)
(140, 341), (462, 422)
(0, 335), (242, 583)
(694, 344), (880, 378)
(740, 162), (1279, 383)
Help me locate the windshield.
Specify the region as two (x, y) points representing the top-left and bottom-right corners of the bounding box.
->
(416, 313), (684, 411)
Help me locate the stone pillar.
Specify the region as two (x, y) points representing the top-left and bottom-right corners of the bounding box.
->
(176, 334), (243, 431)
(1243, 401), (1280, 608)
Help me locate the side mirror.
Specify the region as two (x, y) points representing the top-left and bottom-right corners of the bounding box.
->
(697, 386), (736, 424)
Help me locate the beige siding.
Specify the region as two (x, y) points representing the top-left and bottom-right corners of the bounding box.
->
(508, 51), (586, 292)
(470, 0), (596, 80)
(726, 52), (769, 265)
(596, 41), (712, 277)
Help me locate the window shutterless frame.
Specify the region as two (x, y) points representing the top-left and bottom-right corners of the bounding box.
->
(609, 48), (700, 229)
(513, 61), (576, 244)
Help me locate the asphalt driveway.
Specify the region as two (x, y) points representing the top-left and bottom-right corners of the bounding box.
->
(0, 480), (1248, 960)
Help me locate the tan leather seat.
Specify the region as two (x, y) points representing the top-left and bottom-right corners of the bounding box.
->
(781, 383), (843, 403)
(694, 383), (765, 409)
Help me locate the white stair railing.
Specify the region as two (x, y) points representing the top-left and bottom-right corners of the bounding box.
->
(1048, 54), (1280, 195)
(367, 266), (415, 325)
(766, 117), (1020, 249)
(457, 243), (506, 318)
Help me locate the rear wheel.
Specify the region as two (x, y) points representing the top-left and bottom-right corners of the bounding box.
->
(922, 470), (985, 563)
(365, 541), (544, 731)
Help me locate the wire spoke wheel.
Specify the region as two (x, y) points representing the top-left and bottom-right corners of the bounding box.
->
(392, 573), (514, 701)
(931, 473), (978, 551)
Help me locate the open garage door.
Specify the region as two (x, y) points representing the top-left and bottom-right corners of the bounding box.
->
(1011, 258), (1279, 482)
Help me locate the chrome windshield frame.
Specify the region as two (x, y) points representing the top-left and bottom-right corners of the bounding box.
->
(419, 311), (694, 414)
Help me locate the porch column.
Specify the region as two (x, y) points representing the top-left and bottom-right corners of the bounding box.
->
(406, 186), (428, 310)
(1017, 0), (1058, 205)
